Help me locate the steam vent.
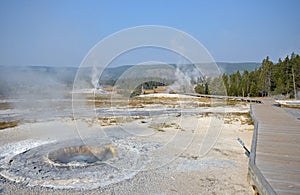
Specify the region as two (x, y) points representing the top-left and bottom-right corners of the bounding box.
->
(48, 145), (118, 166)
(0, 139), (149, 189)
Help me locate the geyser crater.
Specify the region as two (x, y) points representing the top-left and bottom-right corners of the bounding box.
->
(0, 139), (154, 189)
(47, 145), (118, 167)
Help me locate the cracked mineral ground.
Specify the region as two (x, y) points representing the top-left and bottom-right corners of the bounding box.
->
(0, 94), (254, 194)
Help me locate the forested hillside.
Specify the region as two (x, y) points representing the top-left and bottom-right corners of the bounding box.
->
(196, 53), (300, 98)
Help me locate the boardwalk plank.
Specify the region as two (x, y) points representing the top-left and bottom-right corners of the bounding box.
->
(248, 99), (300, 194)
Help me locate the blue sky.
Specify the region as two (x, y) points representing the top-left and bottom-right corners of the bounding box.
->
(0, 0), (299, 66)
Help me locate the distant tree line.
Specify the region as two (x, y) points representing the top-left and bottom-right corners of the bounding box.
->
(195, 53), (300, 98)
(130, 81), (166, 97)
(112, 77), (171, 97)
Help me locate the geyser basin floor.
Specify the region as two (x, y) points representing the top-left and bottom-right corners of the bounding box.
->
(0, 139), (151, 189)
(0, 102), (254, 194)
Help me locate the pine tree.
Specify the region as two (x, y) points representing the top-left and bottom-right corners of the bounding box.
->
(274, 78), (285, 94)
(259, 56), (273, 96)
(222, 74), (229, 96)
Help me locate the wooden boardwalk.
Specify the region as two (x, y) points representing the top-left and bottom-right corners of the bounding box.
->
(184, 93), (262, 103)
(249, 99), (300, 195)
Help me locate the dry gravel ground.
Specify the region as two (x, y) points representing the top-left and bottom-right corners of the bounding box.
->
(0, 95), (254, 194)
(0, 114), (253, 194)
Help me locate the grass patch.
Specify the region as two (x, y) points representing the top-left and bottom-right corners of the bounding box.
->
(0, 103), (11, 110)
(97, 116), (143, 126)
(89, 95), (225, 108)
(224, 112), (254, 126)
(149, 122), (179, 132)
(280, 104), (300, 109)
(153, 128), (166, 132)
(0, 121), (18, 130)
